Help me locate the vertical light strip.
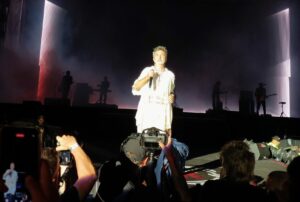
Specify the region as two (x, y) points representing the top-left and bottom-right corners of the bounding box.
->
(271, 8), (290, 117)
(279, 9), (290, 117)
(37, 0), (64, 101)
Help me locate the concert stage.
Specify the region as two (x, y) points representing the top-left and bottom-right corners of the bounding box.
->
(0, 102), (299, 163)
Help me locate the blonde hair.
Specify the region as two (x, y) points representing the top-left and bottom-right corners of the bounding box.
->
(153, 46), (168, 55)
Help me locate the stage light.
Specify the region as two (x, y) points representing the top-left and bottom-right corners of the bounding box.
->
(37, 0), (65, 101)
(16, 133), (25, 138)
(271, 8), (290, 117)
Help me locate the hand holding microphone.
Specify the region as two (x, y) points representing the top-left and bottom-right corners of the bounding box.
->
(169, 93), (175, 104)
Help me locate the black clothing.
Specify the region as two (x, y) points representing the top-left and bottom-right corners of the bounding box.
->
(60, 74), (73, 99)
(197, 179), (270, 202)
(255, 85), (266, 115)
(59, 186), (80, 202)
(212, 82), (223, 111)
(99, 78), (110, 104)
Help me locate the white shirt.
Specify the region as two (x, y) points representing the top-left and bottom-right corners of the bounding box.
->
(2, 169), (18, 196)
(132, 66), (175, 133)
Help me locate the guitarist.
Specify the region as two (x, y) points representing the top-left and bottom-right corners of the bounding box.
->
(98, 76), (111, 104)
(255, 83), (267, 115)
(212, 81), (225, 111)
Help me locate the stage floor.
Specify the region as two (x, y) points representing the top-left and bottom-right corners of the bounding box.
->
(184, 152), (287, 186)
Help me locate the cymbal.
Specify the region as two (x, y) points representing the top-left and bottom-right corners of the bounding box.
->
(279, 102), (286, 104)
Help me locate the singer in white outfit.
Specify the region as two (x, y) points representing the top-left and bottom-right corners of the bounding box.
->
(2, 162), (18, 202)
(132, 46), (175, 135)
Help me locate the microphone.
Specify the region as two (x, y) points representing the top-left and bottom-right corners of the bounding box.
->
(149, 77), (153, 88)
(149, 68), (155, 88)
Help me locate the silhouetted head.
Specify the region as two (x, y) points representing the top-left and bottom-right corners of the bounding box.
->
(41, 148), (59, 179)
(66, 70), (70, 75)
(286, 156), (300, 202)
(220, 140), (255, 182)
(37, 115), (45, 126)
(266, 171), (288, 192)
(287, 156), (300, 184)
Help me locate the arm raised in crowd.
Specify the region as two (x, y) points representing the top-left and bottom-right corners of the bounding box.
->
(159, 137), (192, 202)
(56, 135), (97, 201)
(25, 160), (59, 202)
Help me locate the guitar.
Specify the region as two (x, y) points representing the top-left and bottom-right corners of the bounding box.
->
(93, 89), (112, 93)
(256, 93), (277, 101)
(266, 93), (277, 98)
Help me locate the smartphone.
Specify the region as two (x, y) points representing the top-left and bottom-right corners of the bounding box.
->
(59, 150), (72, 165)
(0, 124), (40, 201)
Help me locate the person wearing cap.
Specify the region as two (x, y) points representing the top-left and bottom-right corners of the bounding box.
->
(99, 131), (190, 202)
(246, 135), (300, 164)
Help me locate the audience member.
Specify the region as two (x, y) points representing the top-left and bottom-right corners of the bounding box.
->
(41, 147), (60, 189)
(34, 115), (58, 148)
(245, 136), (300, 164)
(99, 131), (190, 202)
(265, 171), (289, 202)
(158, 136), (191, 202)
(0, 179), (8, 202)
(25, 135), (96, 202)
(25, 160), (59, 202)
(196, 140), (270, 202)
(286, 156), (300, 202)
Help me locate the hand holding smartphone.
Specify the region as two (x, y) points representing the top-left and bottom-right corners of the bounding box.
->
(0, 124), (40, 201)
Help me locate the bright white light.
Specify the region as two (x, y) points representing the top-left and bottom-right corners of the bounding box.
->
(37, 0), (65, 101)
(271, 8), (290, 117)
(39, 0), (63, 63)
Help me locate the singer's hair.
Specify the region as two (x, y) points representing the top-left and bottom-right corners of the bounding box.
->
(153, 46), (168, 55)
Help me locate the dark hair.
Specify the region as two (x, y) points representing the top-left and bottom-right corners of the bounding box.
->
(287, 156), (300, 183)
(287, 156), (300, 202)
(41, 148), (59, 177)
(220, 140), (255, 182)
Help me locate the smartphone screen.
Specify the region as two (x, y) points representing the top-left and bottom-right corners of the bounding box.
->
(59, 150), (71, 165)
(0, 125), (40, 201)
